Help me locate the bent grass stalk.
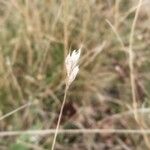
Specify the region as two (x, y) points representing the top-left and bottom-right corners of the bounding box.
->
(129, 0), (143, 123)
(128, 0), (150, 148)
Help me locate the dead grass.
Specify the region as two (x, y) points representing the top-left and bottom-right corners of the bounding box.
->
(0, 0), (150, 149)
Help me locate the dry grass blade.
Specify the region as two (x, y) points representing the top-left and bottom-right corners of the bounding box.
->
(0, 102), (32, 121)
(1, 129), (150, 137)
(129, 0), (143, 120)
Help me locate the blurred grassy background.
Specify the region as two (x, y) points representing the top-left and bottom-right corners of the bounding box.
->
(0, 0), (150, 149)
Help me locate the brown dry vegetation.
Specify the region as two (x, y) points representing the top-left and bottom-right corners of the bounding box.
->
(0, 0), (150, 149)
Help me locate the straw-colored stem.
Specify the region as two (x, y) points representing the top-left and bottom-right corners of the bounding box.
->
(1, 129), (150, 137)
(0, 102), (31, 121)
(51, 84), (69, 150)
(128, 0), (150, 148)
(129, 0), (142, 124)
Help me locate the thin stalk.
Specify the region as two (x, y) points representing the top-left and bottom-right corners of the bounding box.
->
(129, 0), (142, 123)
(1, 129), (150, 137)
(128, 0), (150, 148)
(51, 84), (69, 150)
(0, 102), (31, 121)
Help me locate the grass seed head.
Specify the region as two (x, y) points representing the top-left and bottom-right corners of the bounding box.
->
(65, 49), (81, 86)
